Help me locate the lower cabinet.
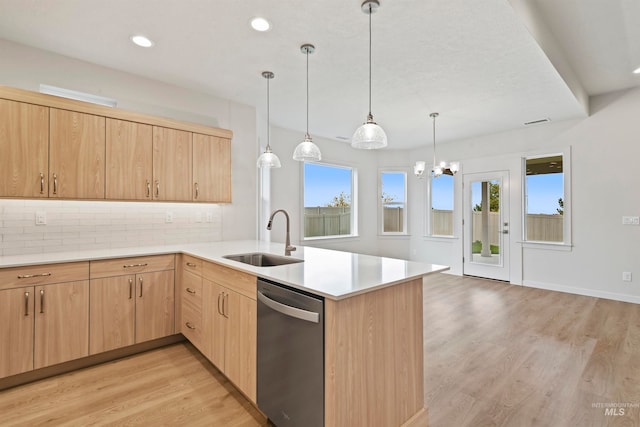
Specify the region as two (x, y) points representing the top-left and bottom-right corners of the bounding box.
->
(89, 255), (175, 355)
(0, 261), (90, 379)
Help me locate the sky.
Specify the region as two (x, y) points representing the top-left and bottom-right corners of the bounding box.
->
(304, 163), (353, 207)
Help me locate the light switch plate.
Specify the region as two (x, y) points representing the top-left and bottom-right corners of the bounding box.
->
(622, 272), (632, 282)
(35, 211), (47, 225)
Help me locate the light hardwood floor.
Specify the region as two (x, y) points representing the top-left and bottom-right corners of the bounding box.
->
(2, 274), (638, 426)
(423, 274), (640, 427)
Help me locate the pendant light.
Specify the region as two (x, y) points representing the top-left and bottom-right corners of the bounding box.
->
(257, 71), (282, 168)
(351, 0), (387, 150)
(293, 44), (322, 162)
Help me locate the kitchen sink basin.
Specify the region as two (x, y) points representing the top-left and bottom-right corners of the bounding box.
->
(222, 252), (303, 267)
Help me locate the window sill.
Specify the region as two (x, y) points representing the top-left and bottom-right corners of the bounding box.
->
(303, 234), (359, 243)
(423, 235), (458, 242)
(520, 241), (573, 251)
(378, 234), (411, 239)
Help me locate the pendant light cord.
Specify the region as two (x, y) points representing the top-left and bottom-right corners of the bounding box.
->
(368, 3), (372, 116)
(432, 114), (436, 170)
(266, 76), (271, 150)
(306, 48), (310, 136)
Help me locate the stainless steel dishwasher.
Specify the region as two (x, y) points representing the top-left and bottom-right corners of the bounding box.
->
(257, 278), (324, 427)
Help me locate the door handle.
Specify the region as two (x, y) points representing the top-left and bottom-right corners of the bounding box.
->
(52, 173), (58, 195)
(139, 276), (143, 298)
(146, 180), (151, 198)
(257, 291), (320, 323)
(39, 289), (45, 314)
(129, 277), (133, 299)
(25, 291), (30, 316)
(502, 230), (509, 234)
(40, 173), (44, 194)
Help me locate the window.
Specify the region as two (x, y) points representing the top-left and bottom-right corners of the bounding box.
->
(380, 171), (407, 234)
(429, 172), (454, 236)
(524, 154), (567, 243)
(303, 163), (356, 239)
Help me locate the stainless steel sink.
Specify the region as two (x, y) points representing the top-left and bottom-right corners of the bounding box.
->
(222, 252), (303, 267)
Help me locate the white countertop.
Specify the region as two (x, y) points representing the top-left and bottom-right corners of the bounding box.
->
(0, 240), (449, 300)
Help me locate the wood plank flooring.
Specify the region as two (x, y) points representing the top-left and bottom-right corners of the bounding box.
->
(0, 343), (268, 426)
(423, 274), (640, 427)
(1, 274), (638, 426)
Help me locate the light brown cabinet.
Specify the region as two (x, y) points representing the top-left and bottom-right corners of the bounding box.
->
(49, 108), (106, 199)
(0, 98), (49, 198)
(193, 134), (231, 202)
(152, 127), (192, 201)
(89, 255), (175, 354)
(105, 118), (153, 200)
(0, 262), (90, 379)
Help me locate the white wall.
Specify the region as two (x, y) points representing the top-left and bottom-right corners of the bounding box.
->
(409, 88), (640, 303)
(0, 39), (257, 254)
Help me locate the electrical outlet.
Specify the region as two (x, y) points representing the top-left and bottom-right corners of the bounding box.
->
(622, 216), (639, 225)
(35, 211), (47, 225)
(165, 212), (174, 223)
(206, 212), (214, 223)
(622, 272), (632, 282)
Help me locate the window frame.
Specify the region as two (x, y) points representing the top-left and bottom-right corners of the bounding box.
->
(301, 161), (358, 241)
(379, 169), (408, 235)
(521, 148), (572, 248)
(426, 168), (456, 238)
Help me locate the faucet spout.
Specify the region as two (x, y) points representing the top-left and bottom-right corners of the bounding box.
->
(267, 209), (297, 256)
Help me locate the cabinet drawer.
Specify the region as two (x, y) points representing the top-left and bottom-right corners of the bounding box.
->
(181, 254), (203, 276)
(90, 254), (175, 279)
(203, 261), (256, 300)
(181, 271), (203, 309)
(0, 262), (89, 291)
(181, 301), (203, 347)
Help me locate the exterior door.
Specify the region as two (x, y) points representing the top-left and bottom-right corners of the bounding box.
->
(463, 171), (510, 281)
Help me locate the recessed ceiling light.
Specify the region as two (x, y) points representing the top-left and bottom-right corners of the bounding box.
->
(131, 35), (154, 48)
(250, 17), (271, 32)
(634, 66), (640, 74)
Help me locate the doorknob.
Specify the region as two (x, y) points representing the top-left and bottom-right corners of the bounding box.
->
(502, 230), (509, 234)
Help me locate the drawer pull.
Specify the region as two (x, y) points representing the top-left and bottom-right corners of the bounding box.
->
(25, 291), (30, 316)
(123, 263), (148, 269)
(186, 288), (196, 295)
(17, 272), (52, 279)
(185, 322), (196, 330)
(40, 289), (45, 314)
(186, 262), (197, 268)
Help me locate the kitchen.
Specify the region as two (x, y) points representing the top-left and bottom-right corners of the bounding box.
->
(1, 1), (640, 426)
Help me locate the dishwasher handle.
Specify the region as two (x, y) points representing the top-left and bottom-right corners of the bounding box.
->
(257, 291), (320, 323)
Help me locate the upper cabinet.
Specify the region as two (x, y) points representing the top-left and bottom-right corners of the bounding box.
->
(49, 109), (106, 199)
(105, 119), (153, 200)
(0, 86), (233, 203)
(193, 134), (231, 203)
(0, 99), (49, 198)
(153, 127), (193, 201)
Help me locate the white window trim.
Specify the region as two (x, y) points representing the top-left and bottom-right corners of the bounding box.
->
(301, 160), (358, 241)
(426, 165), (456, 238)
(521, 146), (572, 247)
(379, 169), (408, 235)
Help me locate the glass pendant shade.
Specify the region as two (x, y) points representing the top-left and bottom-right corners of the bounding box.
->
(257, 146), (281, 168)
(293, 134), (321, 161)
(351, 114), (388, 149)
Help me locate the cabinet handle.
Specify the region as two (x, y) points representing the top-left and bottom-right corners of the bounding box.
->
(217, 293), (222, 315)
(155, 180), (160, 197)
(222, 293), (229, 318)
(185, 322), (196, 330)
(186, 288), (196, 295)
(52, 173), (58, 195)
(25, 291), (30, 316)
(139, 277), (143, 298)
(194, 182), (199, 200)
(40, 173), (44, 194)
(186, 262), (197, 268)
(146, 180), (151, 198)
(123, 263), (148, 269)
(129, 277), (133, 299)
(17, 272), (51, 279)
(40, 289), (44, 314)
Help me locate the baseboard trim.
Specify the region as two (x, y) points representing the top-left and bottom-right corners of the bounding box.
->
(0, 334), (185, 391)
(522, 280), (640, 304)
(402, 407), (428, 426)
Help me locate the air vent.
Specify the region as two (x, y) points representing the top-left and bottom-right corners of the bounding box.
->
(523, 118), (551, 126)
(39, 84), (117, 107)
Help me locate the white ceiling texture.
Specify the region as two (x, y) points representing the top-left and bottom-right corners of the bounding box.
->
(0, 0), (639, 150)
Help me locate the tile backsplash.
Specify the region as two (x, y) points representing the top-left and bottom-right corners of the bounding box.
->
(0, 200), (222, 256)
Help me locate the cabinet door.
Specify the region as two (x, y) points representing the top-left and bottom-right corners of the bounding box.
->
(224, 289), (257, 401)
(49, 109), (106, 199)
(193, 134), (231, 202)
(89, 275), (136, 354)
(105, 118), (153, 200)
(0, 99), (49, 198)
(203, 279), (225, 369)
(135, 270), (175, 343)
(0, 287), (35, 378)
(34, 281), (89, 369)
(152, 127), (192, 201)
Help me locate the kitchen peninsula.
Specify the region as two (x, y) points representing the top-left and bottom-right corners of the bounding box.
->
(0, 240), (447, 427)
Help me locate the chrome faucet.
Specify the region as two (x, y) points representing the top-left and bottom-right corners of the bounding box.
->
(267, 209), (297, 256)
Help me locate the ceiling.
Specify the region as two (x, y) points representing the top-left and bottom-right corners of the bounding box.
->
(0, 0), (639, 150)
